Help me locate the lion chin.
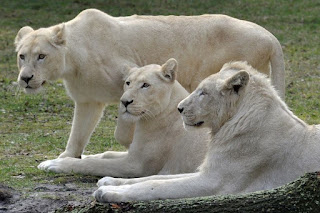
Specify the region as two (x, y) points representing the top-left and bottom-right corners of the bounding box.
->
(24, 86), (42, 94)
(23, 81), (46, 94)
(183, 121), (204, 131)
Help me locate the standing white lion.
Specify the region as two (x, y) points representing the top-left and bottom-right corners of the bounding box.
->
(94, 61), (320, 202)
(14, 9), (285, 160)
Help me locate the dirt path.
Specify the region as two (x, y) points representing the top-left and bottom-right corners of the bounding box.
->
(0, 178), (98, 213)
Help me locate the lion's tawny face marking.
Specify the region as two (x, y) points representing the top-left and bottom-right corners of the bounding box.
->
(120, 59), (177, 122)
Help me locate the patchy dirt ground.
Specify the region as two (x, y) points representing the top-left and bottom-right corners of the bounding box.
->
(0, 177), (99, 213)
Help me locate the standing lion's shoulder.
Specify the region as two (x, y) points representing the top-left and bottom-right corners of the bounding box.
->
(72, 9), (114, 25)
(68, 9), (116, 32)
(77, 9), (110, 19)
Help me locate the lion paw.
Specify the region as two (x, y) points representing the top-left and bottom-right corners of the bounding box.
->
(37, 158), (66, 173)
(94, 185), (130, 203)
(97, 177), (123, 186)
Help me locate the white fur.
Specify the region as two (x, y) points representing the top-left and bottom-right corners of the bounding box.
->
(94, 61), (320, 202)
(15, 9), (285, 159)
(38, 59), (209, 177)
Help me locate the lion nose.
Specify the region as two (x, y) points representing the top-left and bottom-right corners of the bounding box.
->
(21, 75), (34, 84)
(178, 107), (184, 113)
(121, 100), (133, 107)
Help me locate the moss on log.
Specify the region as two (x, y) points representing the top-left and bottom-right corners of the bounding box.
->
(57, 172), (320, 213)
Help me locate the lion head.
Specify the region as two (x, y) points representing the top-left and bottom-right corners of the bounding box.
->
(14, 24), (66, 93)
(120, 58), (178, 122)
(178, 61), (250, 133)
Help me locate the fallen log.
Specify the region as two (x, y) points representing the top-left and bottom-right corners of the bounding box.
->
(57, 172), (320, 213)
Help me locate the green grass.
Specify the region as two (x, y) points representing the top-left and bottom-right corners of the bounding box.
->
(0, 0), (319, 191)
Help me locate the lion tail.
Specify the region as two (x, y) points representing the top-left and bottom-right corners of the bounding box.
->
(270, 38), (286, 100)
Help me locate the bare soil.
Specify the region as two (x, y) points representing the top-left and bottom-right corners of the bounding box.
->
(0, 177), (99, 213)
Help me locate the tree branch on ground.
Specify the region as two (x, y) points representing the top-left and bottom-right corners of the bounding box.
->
(57, 172), (320, 213)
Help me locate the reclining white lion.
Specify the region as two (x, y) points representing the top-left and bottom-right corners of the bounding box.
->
(38, 59), (209, 177)
(14, 9), (285, 160)
(94, 61), (320, 202)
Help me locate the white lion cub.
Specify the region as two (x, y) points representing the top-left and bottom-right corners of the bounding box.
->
(94, 61), (320, 202)
(38, 59), (209, 177)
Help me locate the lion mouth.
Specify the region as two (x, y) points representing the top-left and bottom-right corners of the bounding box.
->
(185, 121), (204, 127)
(25, 81), (46, 90)
(194, 121), (204, 126)
(124, 110), (145, 116)
(122, 110), (146, 122)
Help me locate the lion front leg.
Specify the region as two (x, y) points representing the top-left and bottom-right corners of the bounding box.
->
(38, 153), (147, 177)
(83, 151), (128, 159)
(97, 173), (198, 186)
(114, 104), (135, 148)
(94, 173), (211, 202)
(59, 102), (105, 158)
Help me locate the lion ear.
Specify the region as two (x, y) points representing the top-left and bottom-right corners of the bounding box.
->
(161, 58), (178, 82)
(52, 23), (66, 46)
(15, 26), (34, 49)
(223, 70), (249, 94)
(121, 65), (133, 81)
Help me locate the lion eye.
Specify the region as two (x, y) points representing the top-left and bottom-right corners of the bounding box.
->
(199, 91), (207, 96)
(125, 81), (130, 86)
(141, 83), (150, 88)
(38, 54), (46, 60)
(19, 54), (25, 60)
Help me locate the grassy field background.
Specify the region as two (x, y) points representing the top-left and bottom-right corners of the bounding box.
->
(0, 0), (319, 193)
